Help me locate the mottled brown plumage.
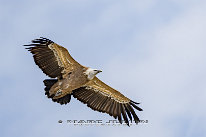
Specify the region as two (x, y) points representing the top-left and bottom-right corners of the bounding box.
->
(24, 37), (143, 126)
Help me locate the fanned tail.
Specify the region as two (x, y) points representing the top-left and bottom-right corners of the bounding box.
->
(43, 79), (71, 105)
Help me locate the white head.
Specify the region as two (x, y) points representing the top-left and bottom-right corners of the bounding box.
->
(84, 68), (102, 80)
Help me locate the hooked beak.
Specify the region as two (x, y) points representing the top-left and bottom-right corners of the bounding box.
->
(97, 70), (102, 73)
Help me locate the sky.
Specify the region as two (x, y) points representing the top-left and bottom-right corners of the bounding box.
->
(0, 0), (206, 137)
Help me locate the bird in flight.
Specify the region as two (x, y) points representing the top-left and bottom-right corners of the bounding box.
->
(24, 37), (142, 126)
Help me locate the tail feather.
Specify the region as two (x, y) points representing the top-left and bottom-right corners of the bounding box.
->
(43, 79), (58, 97)
(53, 94), (71, 105)
(43, 79), (71, 105)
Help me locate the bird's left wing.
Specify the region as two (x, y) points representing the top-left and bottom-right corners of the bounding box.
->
(24, 37), (82, 78)
(72, 77), (142, 126)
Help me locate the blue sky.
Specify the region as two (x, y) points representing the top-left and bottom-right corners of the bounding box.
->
(0, 0), (206, 137)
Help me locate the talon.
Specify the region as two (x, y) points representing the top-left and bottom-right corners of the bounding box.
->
(55, 90), (62, 96)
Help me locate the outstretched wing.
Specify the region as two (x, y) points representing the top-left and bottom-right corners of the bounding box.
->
(72, 77), (142, 126)
(24, 37), (81, 78)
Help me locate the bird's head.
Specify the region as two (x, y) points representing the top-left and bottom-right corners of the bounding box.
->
(84, 67), (102, 80)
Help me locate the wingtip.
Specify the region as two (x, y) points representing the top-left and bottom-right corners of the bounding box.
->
(131, 100), (140, 104)
(130, 102), (143, 111)
(126, 123), (130, 127)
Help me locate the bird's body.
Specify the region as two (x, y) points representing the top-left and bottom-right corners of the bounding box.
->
(24, 37), (142, 126)
(49, 66), (89, 99)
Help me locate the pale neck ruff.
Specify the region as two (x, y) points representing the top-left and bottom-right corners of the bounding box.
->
(84, 68), (96, 80)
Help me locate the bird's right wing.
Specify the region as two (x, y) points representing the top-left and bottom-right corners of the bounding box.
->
(73, 77), (143, 126)
(24, 38), (82, 78)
